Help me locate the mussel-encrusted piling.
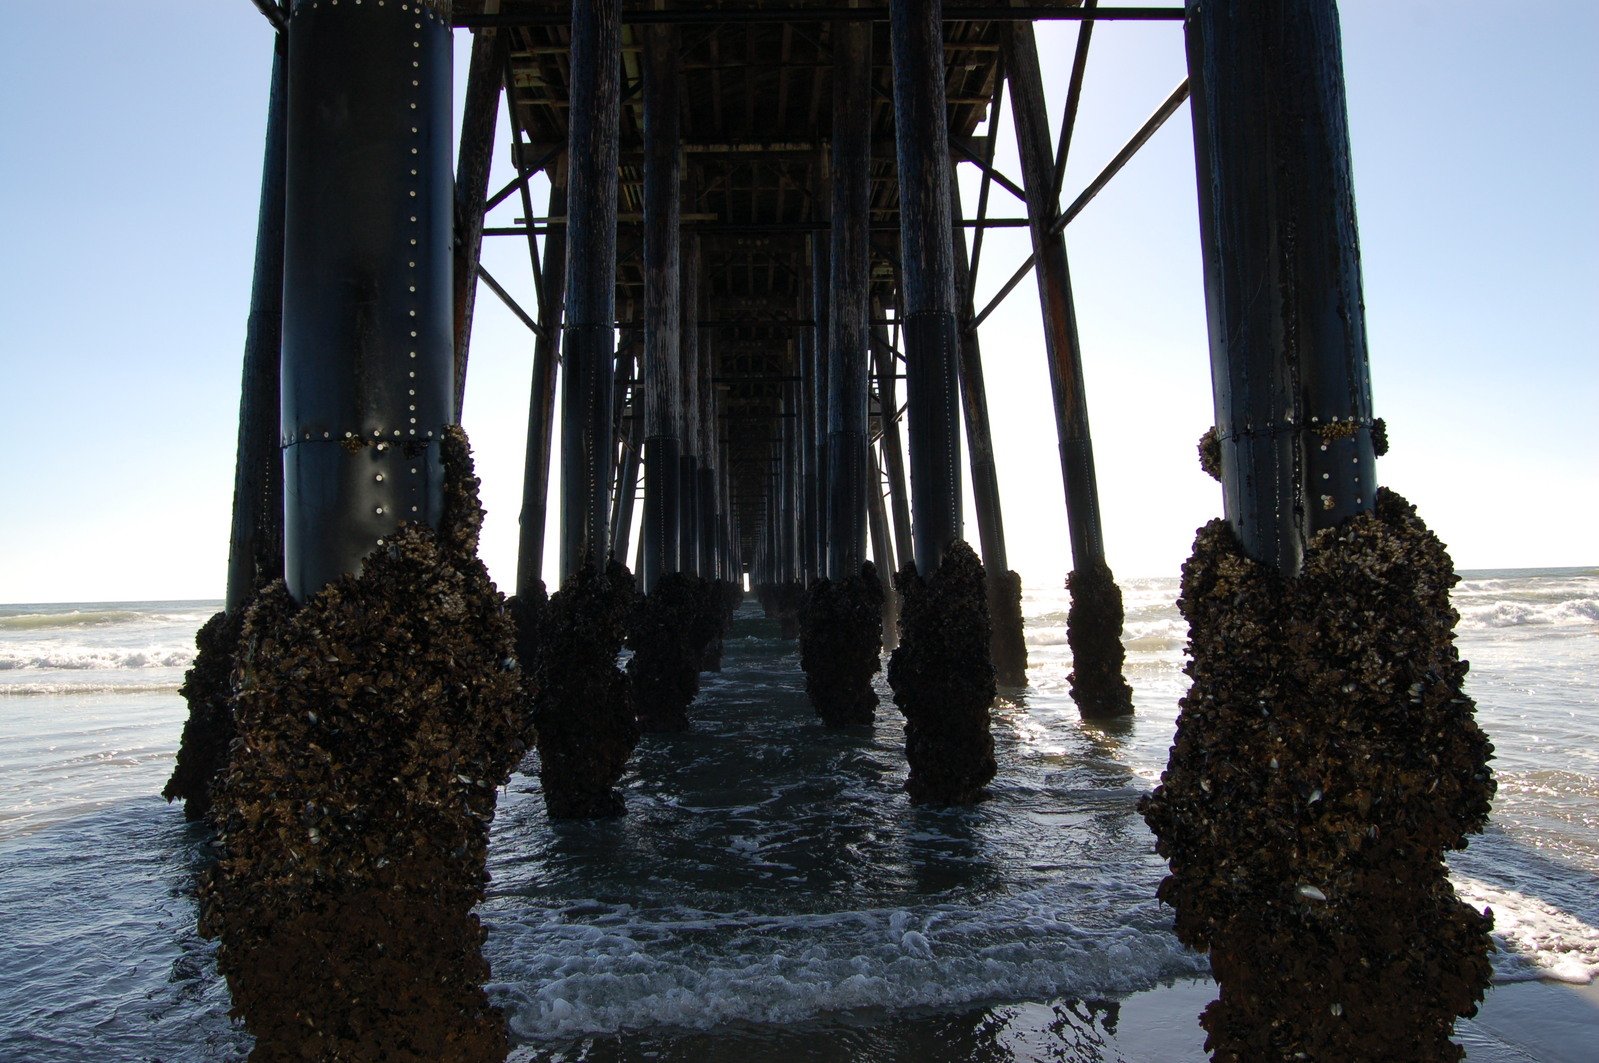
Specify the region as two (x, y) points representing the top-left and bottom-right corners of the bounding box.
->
(1066, 561), (1134, 717)
(757, 580), (806, 639)
(888, 542), (996, 805)
(199, 428), (522, 1062)
(531, 558), (637, 817)
(697, 577), (734, 672)
(986, 569), (1027, 688)
(1139, 490), (1495, 1062)
(628, 572), (715, 731)
(163, 610), (246, 821)
(800, 563), (885, 727)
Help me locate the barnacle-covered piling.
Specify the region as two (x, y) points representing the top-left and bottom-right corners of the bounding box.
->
(800, 563), (885, 727)
(888, 542), (996, 805)
(163, 610), (246, 821)
(1139, 489), (1495, 1062)
(757, 580), (806, 639)
(987, 569), (1027, 687)
(199, 427), (523, 1062)
(531, 559), (638, 817)
(628, 571), (713, 732)
(1066, 561), (1134, 718)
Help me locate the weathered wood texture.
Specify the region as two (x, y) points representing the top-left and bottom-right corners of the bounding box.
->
(891, 0), (964, 575)
(641, 23), (683, 591)
(559, 0), (621, 578)
(825, 21), (873, 579)
(515, 174), (567, 598)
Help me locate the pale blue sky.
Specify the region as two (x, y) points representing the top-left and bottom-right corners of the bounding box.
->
(1, 1), (1594, 603)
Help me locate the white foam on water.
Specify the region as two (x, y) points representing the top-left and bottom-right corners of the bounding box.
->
(0, 646), (194, 671)
(486, 887), (1206, 1041)
(1452, 876), (1599, 985)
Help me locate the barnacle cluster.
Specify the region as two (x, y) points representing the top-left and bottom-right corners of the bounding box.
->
(1066, 560), (1134, 718)
(164, 607), (246, 821)
(530, 558), (638, 818)
(1198, 426), (1223, 482)
(1140, 489), (1495, 1062)
(799, 562), (885, 727)
(986, 568), (1028, 688)
(198, 426), (524, 1062)
(888, 541), (997, 806)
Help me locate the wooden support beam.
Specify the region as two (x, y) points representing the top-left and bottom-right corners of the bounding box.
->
(871, 301), (914, 572)
(949, 181), (1008, 576)
(1186, 0), (1378, 575)
(825, 20), (873, 579)
(1006, 19), (1107, 571)
(515, 176), (567, 598)
(224, 34), (287, 615)
(890, 0), (963, 574)
(640, 23), (682, 592)
(680, 232), (703, 573)
(452, 26), (505, 415)
(560, 0), (621, 579)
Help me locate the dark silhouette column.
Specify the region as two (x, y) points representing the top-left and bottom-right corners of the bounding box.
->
(886, 0), (995, 805)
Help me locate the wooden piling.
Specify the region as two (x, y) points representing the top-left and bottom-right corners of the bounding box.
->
(1006, 20), (1130, 716)
(887, 0), (995, 807)
(680, 232), (703, 573)
(451, 26), (506, 415)
(824, 20), (874, 579)
(889, 0), (963, 574)
(871, 303), (914, 569)
(559, 0), (622, 579)
(640, 23), (683, 592)
(949, 181), (1027, 687)
(514, 173), (567, 599)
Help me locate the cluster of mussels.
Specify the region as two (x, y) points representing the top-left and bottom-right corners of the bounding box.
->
(1066, 560), (1135, 718)
(164, 607), (247, 821)
(198, 427), (524, 1062)
(756, 580), (806, 638)
(529, 559), (637, 818)
(887, 542), (996, 805)
(986, 568), (1028, 687)
(627, 572), (720, 732)
(1140, 489), (1496, 1062)
(798, 563), (886, 727)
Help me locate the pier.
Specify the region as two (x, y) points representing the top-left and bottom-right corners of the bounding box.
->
(165, 2), (1497, 1059)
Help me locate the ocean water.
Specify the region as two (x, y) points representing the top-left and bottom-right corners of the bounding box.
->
(0, 570), (1594, 1060)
